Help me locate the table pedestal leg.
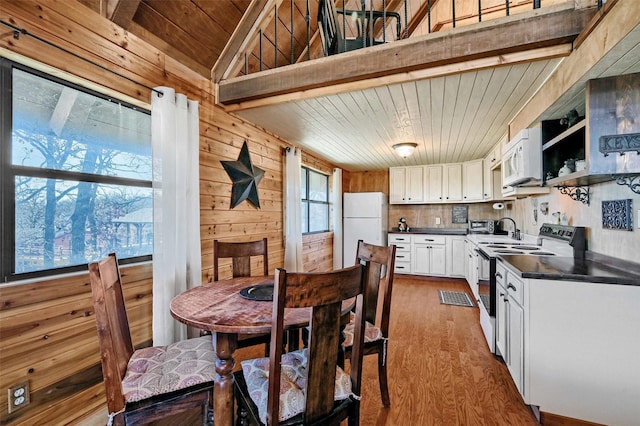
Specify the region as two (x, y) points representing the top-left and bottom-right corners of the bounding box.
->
(214, 332), (238, 426)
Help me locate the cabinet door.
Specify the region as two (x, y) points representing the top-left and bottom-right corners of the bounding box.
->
(482, 157), (493, 200)
(430, 245), (447, 276)
(406, 166), (425, 203)
(495, 263), (508, 359)
(443, 163), (463, 201)
(447, 237), (466, 277)
(412, 244), (431, 275)
(463, 160), (484, 201)
(424, 165), (443, 202)
(507, 299), (525, 396)
(389, 167), (407, 203)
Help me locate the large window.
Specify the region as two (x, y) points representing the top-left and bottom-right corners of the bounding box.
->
(1, 59), (152, 281)
(301, 167), (329, 234)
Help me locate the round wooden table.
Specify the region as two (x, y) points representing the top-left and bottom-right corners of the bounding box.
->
(170, 276), (353, 426)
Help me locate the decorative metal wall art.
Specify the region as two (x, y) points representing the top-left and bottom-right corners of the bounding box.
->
(557, 185), (590, 205)
(601, 199), (633, 231)
(615, 175), (640, 195)
(221, 140), (265, 209)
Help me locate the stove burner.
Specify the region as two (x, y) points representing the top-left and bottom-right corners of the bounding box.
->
(517, 246), (540, 250)
(495, 250), (524, 254)
(529, 252), (556, 256)
(485, 244), (508, 248)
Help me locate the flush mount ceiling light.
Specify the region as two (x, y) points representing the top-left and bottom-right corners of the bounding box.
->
(392, 142), (418, 158)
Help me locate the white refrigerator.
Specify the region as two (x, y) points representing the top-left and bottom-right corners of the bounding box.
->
(343, 192), (388, 266)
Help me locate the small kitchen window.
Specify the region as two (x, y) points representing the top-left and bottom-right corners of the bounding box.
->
(301, 167), (329, 234)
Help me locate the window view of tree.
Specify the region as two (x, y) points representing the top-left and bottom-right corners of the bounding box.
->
(301, 167), (329, 234)
(2, 61), (152, 280)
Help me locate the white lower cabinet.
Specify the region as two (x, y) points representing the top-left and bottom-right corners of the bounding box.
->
(412, 235), (446, 276)
(494, 260), (640, 425)
(495, 262), (507, 359)
(495, 260), (525, 398)
(389, 233), (460, 278)
(506, 287), (524, 395)
(388, 234), (411, 274)
(447, 236), (466, 278)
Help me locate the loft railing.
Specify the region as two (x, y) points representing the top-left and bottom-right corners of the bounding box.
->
(239, 0), (604, 77)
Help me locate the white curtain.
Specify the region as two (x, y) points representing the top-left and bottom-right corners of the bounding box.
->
(151, 87), (202, 345)
(284, 147), (304, 271)
(332, 168), (343, 269)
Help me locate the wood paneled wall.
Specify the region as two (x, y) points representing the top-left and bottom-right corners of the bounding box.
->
(345, 170), (389, 194)
(0, 263), (152, 424)
(0, 1), (334, 424)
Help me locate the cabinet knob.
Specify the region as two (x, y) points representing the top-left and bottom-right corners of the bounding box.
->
(495, 272), (503, 279)
(439, 197), (442, 199)
(464, 196), (466, 199)
(507, 283), (517, 291)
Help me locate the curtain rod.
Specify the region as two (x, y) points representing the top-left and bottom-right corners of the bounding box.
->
(1, 20), (163, 97)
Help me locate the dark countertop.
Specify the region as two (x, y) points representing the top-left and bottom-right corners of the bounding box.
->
(498, 255), (640, 286)
(388, 227), (468, 235)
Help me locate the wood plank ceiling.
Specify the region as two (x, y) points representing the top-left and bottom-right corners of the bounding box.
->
(81, 0), (640, 172)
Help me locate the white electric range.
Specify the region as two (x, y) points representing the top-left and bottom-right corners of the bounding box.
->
(466, 224), (587, 353)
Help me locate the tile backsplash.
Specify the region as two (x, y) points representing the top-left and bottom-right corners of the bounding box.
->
(388, 202), (512, 231)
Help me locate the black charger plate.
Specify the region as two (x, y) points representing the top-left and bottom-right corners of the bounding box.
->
(239, 283), (274, 301)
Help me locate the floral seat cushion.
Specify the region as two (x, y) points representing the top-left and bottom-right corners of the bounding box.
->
(122, 335), (216, 403)
(341, 312), (383, 348)
(241, 348), (353, 424)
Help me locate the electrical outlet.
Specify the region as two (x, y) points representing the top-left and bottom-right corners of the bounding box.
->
(435, 217), (441, 225)
(637, 209), (639, 228)
(7, 381), (30, 414)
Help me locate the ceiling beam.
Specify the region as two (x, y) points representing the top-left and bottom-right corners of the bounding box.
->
(107, 0), (141, 30)
(218, 3), (596, 106)
(211, 0), (284, 83)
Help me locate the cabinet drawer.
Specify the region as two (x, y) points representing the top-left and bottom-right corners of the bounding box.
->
(394, 251), (411, 262)
(506, 275), (524, 305)
(413, 235), (446, 245)
(393, 243), (411, 252)
(388, 234), (411, 244)
(394, 262), (411, 274)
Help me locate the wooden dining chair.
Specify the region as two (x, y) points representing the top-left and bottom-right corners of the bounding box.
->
(342, 240), (397, 407)
(214, 238), (269, 282)
(234, 263), (369, 426)
(89, 253), (216, 425)
(213, 238), (274, 352)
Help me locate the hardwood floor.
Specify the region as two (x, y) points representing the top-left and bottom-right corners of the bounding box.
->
(80, 276), (539, 425)
(358, 275), (539, 425)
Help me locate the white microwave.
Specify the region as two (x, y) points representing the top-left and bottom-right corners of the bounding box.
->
(501, 128), (542, 187)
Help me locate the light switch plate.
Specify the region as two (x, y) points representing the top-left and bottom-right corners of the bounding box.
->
(637, 209), (639, 228)
(435, 217), (441, 225)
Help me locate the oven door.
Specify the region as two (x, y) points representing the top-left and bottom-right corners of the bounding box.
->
(476, 248), (496, 353)
(476, 249), (494, 316)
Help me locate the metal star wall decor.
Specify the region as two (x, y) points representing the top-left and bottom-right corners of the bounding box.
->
(221, 140), (265, 209)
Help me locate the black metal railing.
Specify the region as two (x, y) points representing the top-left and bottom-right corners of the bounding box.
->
(241, 0), (603, 77)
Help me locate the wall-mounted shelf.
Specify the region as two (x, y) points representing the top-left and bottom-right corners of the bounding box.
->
(542, 119), (587, 184)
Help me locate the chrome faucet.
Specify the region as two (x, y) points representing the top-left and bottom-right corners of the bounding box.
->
(499, 217), (521, 240)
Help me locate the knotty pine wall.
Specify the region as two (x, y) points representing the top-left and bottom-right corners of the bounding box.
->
(0, 1), (335, 424)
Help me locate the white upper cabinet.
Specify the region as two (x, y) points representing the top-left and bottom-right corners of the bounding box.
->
(424, 165), (443, 202)
(463, 159), (484, 202)
(443, 163), (463, 202)
(389, 166), (424, 204)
